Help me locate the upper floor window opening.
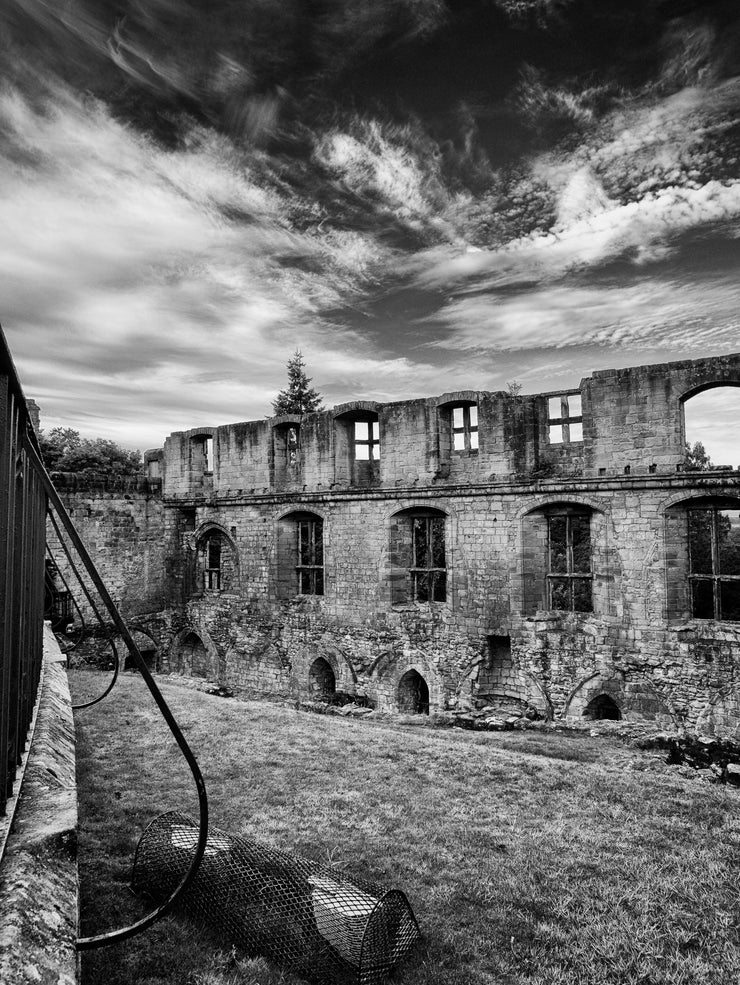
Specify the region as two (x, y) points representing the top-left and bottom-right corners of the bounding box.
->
(548, 393), (583, 444)
(682, 385), (740, 471)
(547, 509), (592, 612)
(191, 433), (214, 474)
(354, 420), (380, 461)
(287, 426), (299, 467)
(688, 505), (740, 620)
(452, 404), (479, 453)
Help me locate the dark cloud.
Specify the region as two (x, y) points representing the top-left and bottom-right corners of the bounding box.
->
(2, 0), (740, 456)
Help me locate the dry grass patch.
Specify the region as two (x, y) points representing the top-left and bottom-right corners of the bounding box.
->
(71, 671), (740, 985)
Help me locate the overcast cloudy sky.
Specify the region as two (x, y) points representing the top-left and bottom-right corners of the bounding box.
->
(2, 0), (740, 460)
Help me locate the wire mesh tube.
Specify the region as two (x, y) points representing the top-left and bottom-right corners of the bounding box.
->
(132, 812), (421, 985)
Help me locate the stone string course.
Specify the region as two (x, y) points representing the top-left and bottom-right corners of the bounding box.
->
(55, 352), (740, 739)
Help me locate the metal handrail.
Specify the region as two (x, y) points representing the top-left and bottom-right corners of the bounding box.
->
(1, 322), (209, 949)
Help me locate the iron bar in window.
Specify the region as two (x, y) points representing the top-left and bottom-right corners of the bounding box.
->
(547, 512), (592, 612)
(452, 405), (478, 452)
(410, 516), (446, 602)
(688, 507), (740, 621)
(354, 420), (380, 461)
(296, 519), (323, 596)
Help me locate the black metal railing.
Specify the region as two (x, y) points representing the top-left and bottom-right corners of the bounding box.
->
(0, 323), (208, 949)
(0, 332), (46, 820)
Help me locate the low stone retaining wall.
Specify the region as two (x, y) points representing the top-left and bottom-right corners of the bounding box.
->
(0, 625), (78, 985)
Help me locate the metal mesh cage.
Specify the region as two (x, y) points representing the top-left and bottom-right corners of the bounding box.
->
(131, 812), (421, 984)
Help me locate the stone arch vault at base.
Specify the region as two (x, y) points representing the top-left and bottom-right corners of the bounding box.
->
(52, 352), (740, 735)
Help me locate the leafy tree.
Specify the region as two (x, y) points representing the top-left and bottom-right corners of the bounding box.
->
(272, 350), (323, 416)
(684, 440), (712, 471)
(39, 427), (143, 476)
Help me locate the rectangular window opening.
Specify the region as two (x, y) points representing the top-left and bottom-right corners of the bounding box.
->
(409, 515), (446, 602)
(296, 519), (324, 596)
(547, 512), (592, 612)
(451, 404), (479, 453)
(547, 393), (583, 445)
(688, 508), (740, 620)
(354, 420), (380, 461)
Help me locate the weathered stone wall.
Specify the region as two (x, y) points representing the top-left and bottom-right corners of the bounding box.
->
(57, 352), (740, 738)
(0, 628), (78, 985)
(48, 474), (172, 625)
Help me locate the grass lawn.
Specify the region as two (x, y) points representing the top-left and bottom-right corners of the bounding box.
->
(70, 670), (740, 985)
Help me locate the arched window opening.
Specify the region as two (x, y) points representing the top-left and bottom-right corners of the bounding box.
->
(683, 386), (740, 470)
(583, 694), (621, 721)
(390, 508), (447, 604)
(398, 670), (429, 715)
(195, 528), (237, 593)
(309, 657), (336, 699)
(180, 632), (209, 678)
(123, 633), (157, 672)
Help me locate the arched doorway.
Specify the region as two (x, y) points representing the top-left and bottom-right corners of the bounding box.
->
(583, 694), (621, 721)
(122, 631), (157, 671)
(179, 632), (210, 678)
(398, 670), (429, 715)
(309, 657), (336, 699)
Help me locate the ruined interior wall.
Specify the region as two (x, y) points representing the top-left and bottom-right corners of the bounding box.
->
(60, 352), (740, 736)
(49, 474), (171, 623)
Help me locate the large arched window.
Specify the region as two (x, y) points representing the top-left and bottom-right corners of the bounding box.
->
(276, 511), (324, 599)
(389, 507), (447, 604)
(682, 385), (740, 470)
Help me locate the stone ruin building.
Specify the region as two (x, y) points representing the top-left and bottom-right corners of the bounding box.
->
(50, 351), (740, 738)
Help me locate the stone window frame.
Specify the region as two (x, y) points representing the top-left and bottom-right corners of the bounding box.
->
(435, 392), (482, 464)
(191, 522), (240, 595)
(664, 494), (740, 623)
(190, 432), (215, 474)
(295, 514), (324, 597)
(354, 419), (380, 462)
(519, 498), (608, 618)
(275, 508), (327, 600)
(389, 506), (449, 606)
(332, 402), (382, 488)
(204, 532), (222, 591)
(451, 404), (479, 453)
(546, 392), (583, 445)
(271, 415), (303, 485)
(687, 504), (740, 621)
(546, 507), (593, 613)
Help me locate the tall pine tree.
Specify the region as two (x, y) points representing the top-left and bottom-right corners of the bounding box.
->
(272, 350), (323, 415)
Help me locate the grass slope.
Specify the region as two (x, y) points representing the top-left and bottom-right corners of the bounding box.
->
(71, 671), (740, 985)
